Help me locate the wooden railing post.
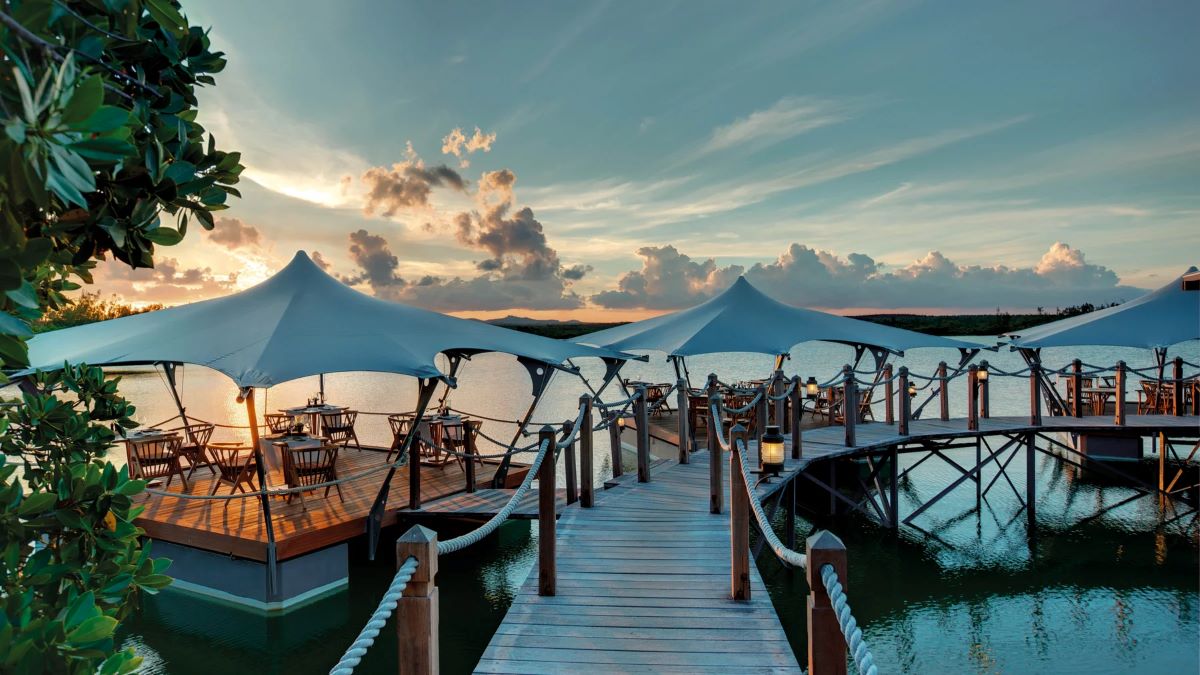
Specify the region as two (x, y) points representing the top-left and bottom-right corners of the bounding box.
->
(563, 420), (578, 506)
(897, 367), (910, 436)
(729, 424), (751, 601)
(790, 375), (802, 459)
(978, 360), (990, 419)
(773, 368), (786, 428)
(676, 377), (689, 463)
(579, 395), (594, 508)
(842, 365), (856, 448)
(756, 383), (769, 448)
(967, 365), (979, 431)
(397, 525), (438, 675)
(883, 363), (894, 425)
(1072, 359), (1083, 417)
(608, 411), (623, 479)
(1173, 356), (1184, 416)
(409, 428), (423, 510)
(537, 425), (557, 596)
(937, 361), (949, 421)
(708, 374), (723, 515)
(1115, 361), (1126, 426)
(634, 384), (650, 483)
(807, 530), (848, 675)
(1029, 363), (1042, 426)
(464, 421), (477, 493)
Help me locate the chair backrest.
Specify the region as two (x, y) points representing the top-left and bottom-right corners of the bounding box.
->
(181, 423), (214, 448)
(321, 410), (357, 429)
(264, 414), (292, 433)
(207, 444), (253, 480)
(130, 436), (182, 478)
(284, 444), (338, 488)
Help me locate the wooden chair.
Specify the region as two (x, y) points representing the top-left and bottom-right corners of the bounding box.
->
(265, 413), (293, 434)
(441, 418), (477, 472)
(645, 384), (671, 417)
(281, 441), (342, 510)
(170, 422), (214, 479)
(320, 410), (361, 450)
(687, 391), (710, 438)
(129, 436), (189, 490)
(387, 413), (414, 462)
(206, 442), (258, 503)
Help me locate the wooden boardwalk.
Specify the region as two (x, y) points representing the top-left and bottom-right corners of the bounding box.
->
(475, 451), (802, 674)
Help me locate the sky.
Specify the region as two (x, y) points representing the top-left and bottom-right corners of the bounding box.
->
(95, 0), (1200, 320)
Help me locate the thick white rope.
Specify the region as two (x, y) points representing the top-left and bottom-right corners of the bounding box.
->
(329, 556), (419, 675)
(732, 438), (807, 569)
(820, 563), (879, 675)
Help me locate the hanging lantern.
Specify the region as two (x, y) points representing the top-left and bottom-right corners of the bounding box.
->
(760, 425), (785, 474)
(805, 377), (820, 400)
(977, 367), (988, 382)
(908, 381), (918, 398)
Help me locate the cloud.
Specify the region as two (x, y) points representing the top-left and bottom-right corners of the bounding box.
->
(89, 257), (239, 306)
(342, 229), (405, 288)
(593, 242), (1142, 311)
(441, 126), (497, 168)
(208, 217), (263, 249)
(310, 251), (332, 271)
(700, 96), (855, 155)
(359, 143), (467, 217)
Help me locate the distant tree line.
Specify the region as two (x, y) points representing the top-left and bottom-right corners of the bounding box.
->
(33, 292), (163, 333)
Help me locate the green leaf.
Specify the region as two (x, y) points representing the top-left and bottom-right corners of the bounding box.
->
(63, 76), (104, 126)
(17, 490), (57, 515)
(74, 106), (131, 134)
(66, 615), (117, 644)
(71, 137), (136, 162)
(114, 479), (146, 496)
(0, 313), (32, 338)
(6, 281), (39, 309)
(144, 228), (182, 246)
(144, 0), (188, 38)
(64, 591), (99, 630)
(4, 119), (26, 143)
(162, 160), (196, 185)
(0, 334), (29, 368)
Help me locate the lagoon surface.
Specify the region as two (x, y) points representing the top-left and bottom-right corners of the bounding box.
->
(99, 338), (1198, 674)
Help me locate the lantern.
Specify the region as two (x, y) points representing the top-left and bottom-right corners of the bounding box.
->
(760, 425), (785, 474)
(805, 376), (820, 400)
(908, 381), (918, 398)
(977, 367), (988, 382)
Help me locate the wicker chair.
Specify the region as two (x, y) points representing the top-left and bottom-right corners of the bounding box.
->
(170, 422), (214, 478)
(129, 436), (189, 490)
(206, 442), (258, 502)
(281, 441), (342, 510)
(320, 410), (361, 450)
(265, 413), (293, 434)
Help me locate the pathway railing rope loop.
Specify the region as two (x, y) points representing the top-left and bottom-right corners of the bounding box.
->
(820, 563), (878, 675)
(329, 556), (420, 675)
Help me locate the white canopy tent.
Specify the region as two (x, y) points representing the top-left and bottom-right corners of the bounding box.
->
(577, 276), (981, 382)
(22, 251), (633, 560)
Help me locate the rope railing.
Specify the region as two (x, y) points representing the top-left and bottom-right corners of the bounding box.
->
(766, 377), (798, 401)
(731, 437), (806, 569)
(329, 556), (420, 675)
(820, 563), (879, 675)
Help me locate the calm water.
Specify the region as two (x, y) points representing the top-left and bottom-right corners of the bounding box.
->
(87, 338), (1198, 673)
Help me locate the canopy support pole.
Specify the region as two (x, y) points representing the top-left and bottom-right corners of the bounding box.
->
(366, 376), (440, 560)
(670, 355), (694, 390)
(161, 362), (190, 428)
(492, 358), (557, 488)
(435, 355), (465, 413)
(318, 373), (325, 403)
(588, 357), (627, 405)
(239, 387), (278, 595)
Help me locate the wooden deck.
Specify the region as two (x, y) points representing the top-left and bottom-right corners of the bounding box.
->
(475, 452), (802, 674)
(135, 448), (528, 562)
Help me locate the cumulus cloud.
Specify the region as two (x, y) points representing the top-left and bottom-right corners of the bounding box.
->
(441, 126), (497, 168)
(310, 251), (332, 271)
(342, 229), (405, 288)
(359, 143), (467, 217)
(208, 217), (263, 249)
(90, 257), (238, 306)
(593, 242), (1141, 311)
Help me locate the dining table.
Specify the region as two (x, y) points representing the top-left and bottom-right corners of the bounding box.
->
(261, 433), (326, 478)
(278, 403), (347, 436)
(1081, 386), (1117, 416)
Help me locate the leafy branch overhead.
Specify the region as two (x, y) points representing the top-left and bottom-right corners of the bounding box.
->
(0, 0), (244, 370)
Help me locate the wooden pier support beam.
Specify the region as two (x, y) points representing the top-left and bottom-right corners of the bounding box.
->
(897, 367), (910, 436)
(537, 425), (557, 597)
(708, 374), (723, 515)
(397, 525), (439, 675)
(634, 384), (651, 483)
(608, 411), (623, 479)
(729, 424), (752, 601)
(676, 377), (689, 463)
(790, 376), (802, 459)
(1030, 363), (1043, 426)
(842, 365), (856, 448)
(1115, 361), (1127, 426)
(579, 394), (594, 508)
(967, 365), (979, 431)
(884, 363), (894, 425)
(1072, 359), (1083, 417)
(807, 531), (848, 675)
(563, 419), (578, 506)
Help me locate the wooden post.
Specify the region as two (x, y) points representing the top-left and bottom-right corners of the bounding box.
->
(608, 411), (623, 479)
(676, 377), (689, 463)
(580, 395), (594, 508)
(396, 525), (438, 675)
(464, 420), (477, 493)
(807, 531), (848, 675)
(790, 375), (802, 459)
(537, 425), (557, 596)
(409, 428), (423, 510)
(883, 363), (894, 425)
(938, 361), (949, 421)
(842, 365), (856, 448)
(1173, 356), (1184, 416)
(978, 360), (990, 419)
(1158, 431), (1166, 494)
(1072, 359), (1083, 417)
(729, 424), (751, 601)
(773, 368), (786, 428)
(1030, 363), (1042, 426)
(708, 377), (723, 515)
(966, 365), (979, 431)
(897, 367), (910, 436)
(635, 384), (650, 483)
(1115, 361), (1126, 426)
(563, 420), (578, 506)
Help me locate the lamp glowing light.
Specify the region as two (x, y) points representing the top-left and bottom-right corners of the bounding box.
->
(805, 377), (819, 400)
(907, 382), (918, 398)
(977, 368), (988, 382)
(760, 425), (785, 474)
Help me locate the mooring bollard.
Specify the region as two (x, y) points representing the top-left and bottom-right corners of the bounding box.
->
(537, 425), (557, 596)
(579, 394), (594, 508)
(967, 364), (979, 431)
(1029, 363), (1042, 426)
(790, 375), (802, 459)
(634, 384), (651, 482)
(883, 363), (894, 425)
(1115, 361), (1127, 426)
(842, 365), (856, 447)
(807, 530), (848, 675)
(729, 424), (751, 601)
(937, 361), (949, 421)
(676, 377), (689, 463)
(898, 367), (910, 436)
(397, 525), (438, 675)
(708, 375), (723, 515)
